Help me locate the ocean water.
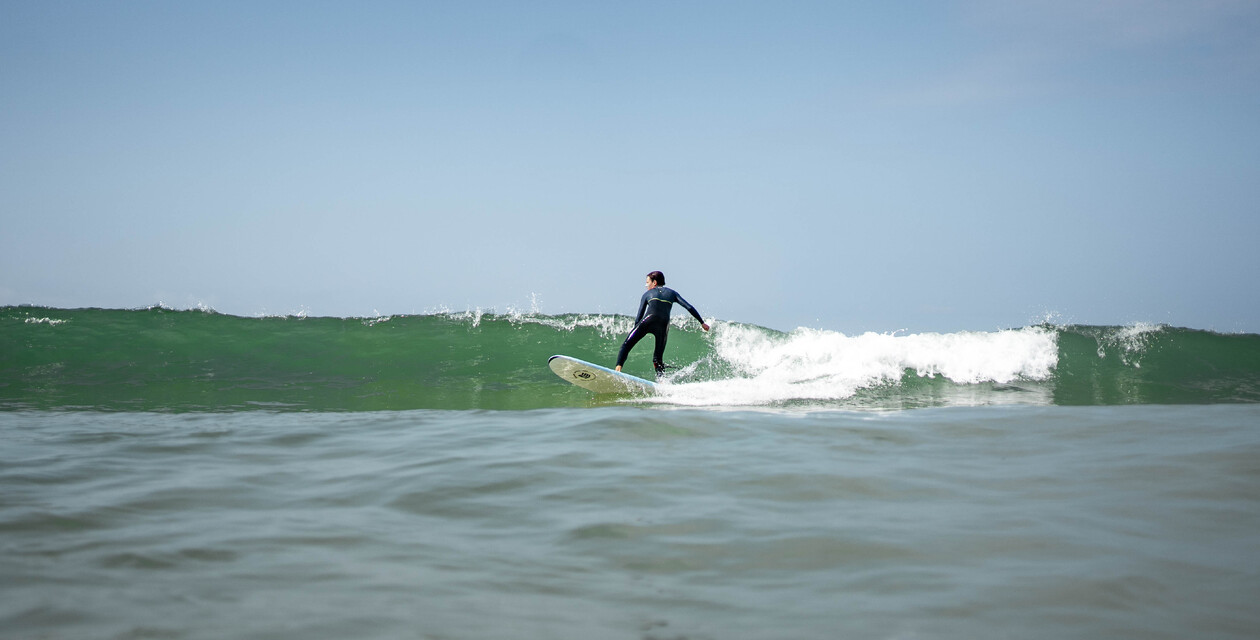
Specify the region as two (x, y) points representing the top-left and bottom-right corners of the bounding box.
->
(3, 306), (1260, 639)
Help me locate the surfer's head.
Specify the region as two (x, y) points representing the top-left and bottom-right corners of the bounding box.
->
(646, 271), (665, 287)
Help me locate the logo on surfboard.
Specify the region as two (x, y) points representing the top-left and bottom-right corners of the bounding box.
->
(573, 370), (595, 381)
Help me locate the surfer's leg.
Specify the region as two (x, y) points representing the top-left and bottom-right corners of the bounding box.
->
(651, 325), (668, 374)
(616, 323), (649, 367)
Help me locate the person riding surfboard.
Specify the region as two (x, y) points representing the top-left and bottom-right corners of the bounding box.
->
(615, 271), (709, 375)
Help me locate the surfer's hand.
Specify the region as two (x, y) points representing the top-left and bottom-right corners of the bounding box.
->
(701, 323), (710, 332)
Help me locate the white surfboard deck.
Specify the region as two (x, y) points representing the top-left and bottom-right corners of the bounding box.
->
(548, 355), (657, 395)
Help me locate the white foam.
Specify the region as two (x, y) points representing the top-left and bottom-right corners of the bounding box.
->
(510, 312), (635, 338)
(24, 317), (68, 326)
(652, 324), (1059, 407)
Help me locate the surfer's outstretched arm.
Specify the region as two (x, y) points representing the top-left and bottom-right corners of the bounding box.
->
(674, 294), (709, 331)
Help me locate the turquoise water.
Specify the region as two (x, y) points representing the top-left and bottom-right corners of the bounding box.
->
(3, 307), (1259, 638)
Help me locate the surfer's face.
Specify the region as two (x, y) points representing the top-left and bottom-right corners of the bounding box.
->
(645, 277), (657, 289)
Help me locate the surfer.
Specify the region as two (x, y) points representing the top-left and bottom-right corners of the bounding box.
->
(615, 271), (709, 375)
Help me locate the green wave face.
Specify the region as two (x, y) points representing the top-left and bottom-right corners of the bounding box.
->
(4, 307), (1258, 411)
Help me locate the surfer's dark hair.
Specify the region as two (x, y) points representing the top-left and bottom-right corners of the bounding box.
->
(647, 271), (665, 286)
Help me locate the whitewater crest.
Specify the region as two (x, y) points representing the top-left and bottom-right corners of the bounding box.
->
(652, 325), (1060, 406)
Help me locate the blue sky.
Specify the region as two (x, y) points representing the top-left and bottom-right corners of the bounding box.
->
(3, 1), (1258, 333)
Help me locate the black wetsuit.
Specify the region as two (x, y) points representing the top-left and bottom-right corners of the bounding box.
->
(616, 286), (705, 374)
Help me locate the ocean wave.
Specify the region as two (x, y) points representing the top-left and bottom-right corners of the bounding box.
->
(3, 306), (1257, 411)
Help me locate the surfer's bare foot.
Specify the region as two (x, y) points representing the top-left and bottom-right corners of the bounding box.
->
(615, 365), (622, 372)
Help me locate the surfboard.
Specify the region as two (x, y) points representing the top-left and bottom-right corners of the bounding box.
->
(548, 355), (657, 395)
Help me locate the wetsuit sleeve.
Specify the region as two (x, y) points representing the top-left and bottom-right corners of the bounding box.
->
(674, 293), (704, 324)
(633, 291), (649, 324)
